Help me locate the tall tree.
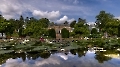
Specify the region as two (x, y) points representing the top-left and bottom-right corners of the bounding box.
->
(25, 17), (29, 24)
(70, 20), (76, 28)
(0, 15), (5, 34)
(19, 15), (24, 28)
(0, 15), (9, 37)
(78, 18), (86, 23)
(6, 19), (15, 36)
(95, 11), (120, 36)
(118, 23), (120, 37)
(18, 15), (24, 37)
(95, 11), (114, 32)
(73, 20), (90, 37)
(23, 17), (47, 38)
(38, 18), (50, 28)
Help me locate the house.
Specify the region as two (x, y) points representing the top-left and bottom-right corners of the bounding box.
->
(48, 23), (73, 39)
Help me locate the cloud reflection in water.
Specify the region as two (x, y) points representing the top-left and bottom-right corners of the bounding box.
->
(1, 51), (120, 67)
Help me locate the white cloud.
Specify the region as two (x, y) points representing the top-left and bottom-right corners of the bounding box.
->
(56, 53), (75, 60)
(35, 57), (60, 66)
(1, 56), (61, 67)
(32, 10), (60, 21)
(56, 16), (68, 23)
(0, 0), (37, 19)
(0, 0), (93, 21)
(0, 0), (25, 19)
(57, 53), (68, 60)
(56, 15), (75, 24)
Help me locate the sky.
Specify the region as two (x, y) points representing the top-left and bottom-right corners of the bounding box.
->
(0, 0), (120, 24)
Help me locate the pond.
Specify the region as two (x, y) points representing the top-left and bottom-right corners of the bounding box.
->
(0, 38), (120, 67)
(0, 47), (120, 67)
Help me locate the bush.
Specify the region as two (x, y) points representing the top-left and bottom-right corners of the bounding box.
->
(91, 28), (98, 34)
(48, 29), (56, 38)
(61, 28), (69, 38)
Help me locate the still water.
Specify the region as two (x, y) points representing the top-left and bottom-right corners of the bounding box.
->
(0, 48), (120, 67)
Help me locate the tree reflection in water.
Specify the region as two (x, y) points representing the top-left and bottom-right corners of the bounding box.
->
(70, 49), (77, 55)
(70, 48), (88, 57)
(77, 48), (88, 57)
(0, 48), (120, 67)
(95, 51), (112, 63)
(39, 51), (51, 59)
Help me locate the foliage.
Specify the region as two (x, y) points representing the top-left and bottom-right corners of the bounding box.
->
(23, 22), (45, 38)
(95, 11), (120, 36)
(95, 52), (111, 63)
(118, 24), (120, 37)
(78, 18), (86, 23)
(61, 28), (69, 38)
(38, 18), (50, 28)
(0, 10), (120, 38)
(48, 28), (56, 38)
(73, 21), (90, 37)
(88, 34), (102, 38)
(69, 32), (75, 37)
(0, 15), (15, 37)
(70, 20), (76, 28)
(95, 11), (114, 30)
(91, 28), (98, 34)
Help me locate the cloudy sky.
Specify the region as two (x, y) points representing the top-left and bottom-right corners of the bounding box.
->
(0, 0), (120, 23)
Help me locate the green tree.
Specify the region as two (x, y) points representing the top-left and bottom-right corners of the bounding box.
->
(73, 21), (90, 37)
(23, 18), (46, 38)
(0, 15), (15, 37)
(38, 18), (50, 28)
(91, 28), (98, 34)
(0, 15), (6, 35)
(105, 19), (120, 36)
(48, 28), (56, 38)
(49, 22), (54, 26)
(95, 11), (114, 30)
(25, 17), (29, 23)
(17, 15), (25, 37)
(118, 24), (120, 37)
(96, 11), (120, 36)
(95, 11), (112, 33)
(5, 19), (15, 36)
(19, 15), (24, 29)
(70, 20), (76, 28)
(78, 18), (86, 23)
(61, 28), (69, 38)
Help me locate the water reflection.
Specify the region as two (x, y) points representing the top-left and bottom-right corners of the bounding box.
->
(95, 52), (112, 63)
(0, 48), (120, 67)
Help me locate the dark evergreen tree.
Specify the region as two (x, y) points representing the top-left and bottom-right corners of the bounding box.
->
(48, 29), (56, 38)
(91, 28), (98, 34)
(118, 24), (120, 37)
(61, 28), (69, 38)
(70, 20), (76, 28)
